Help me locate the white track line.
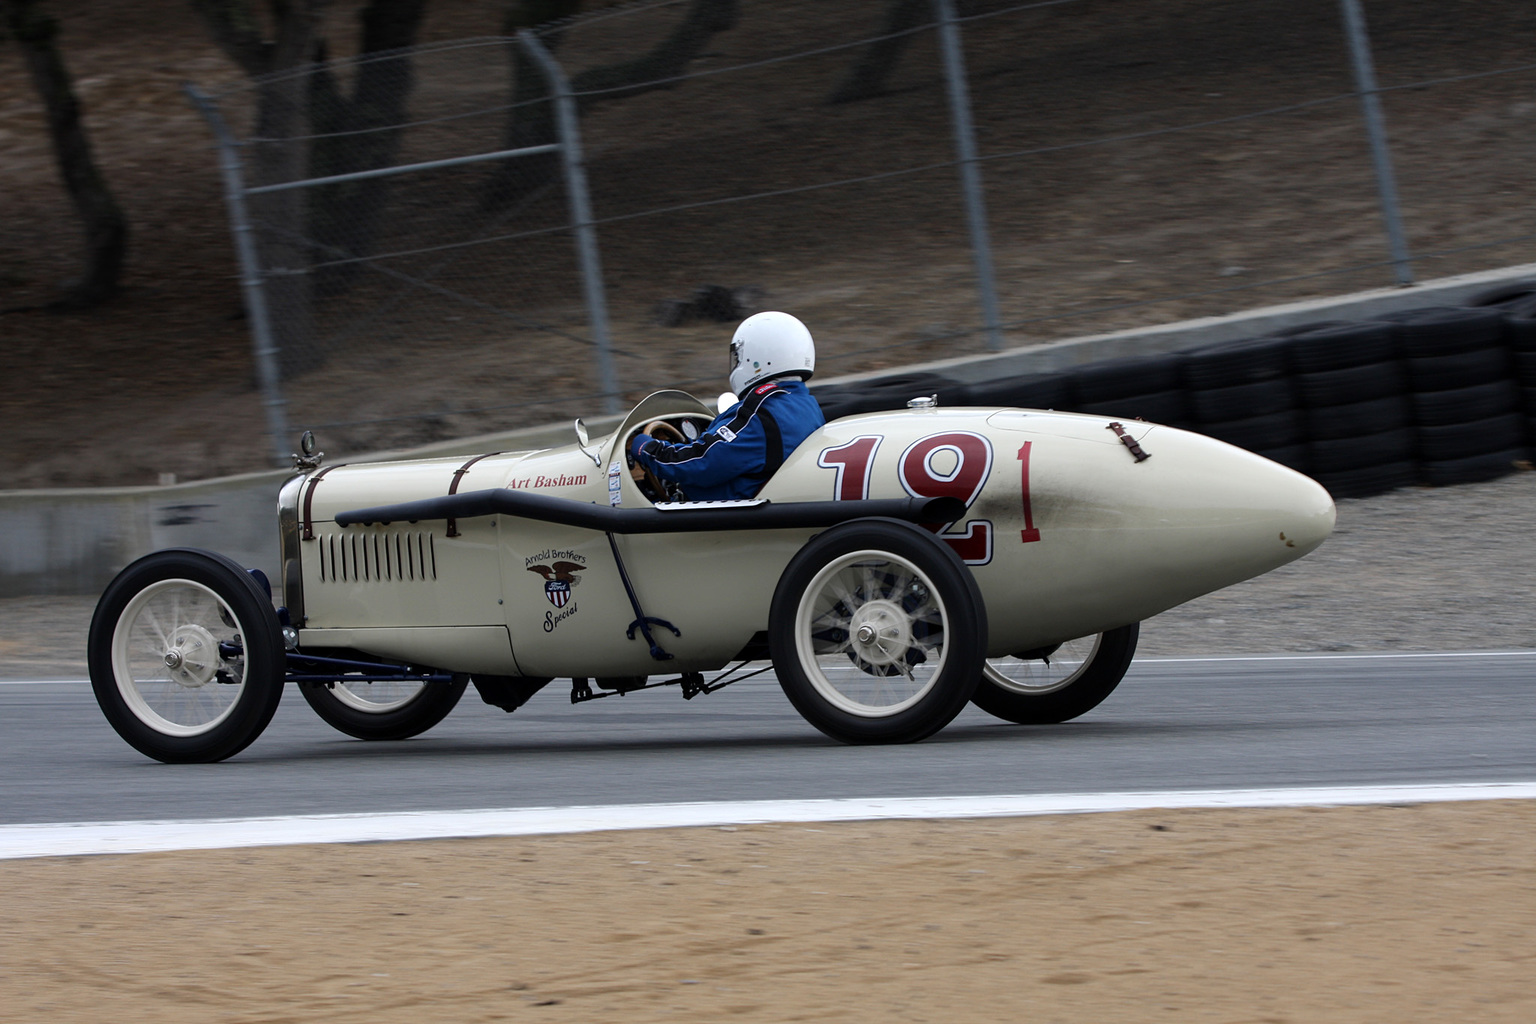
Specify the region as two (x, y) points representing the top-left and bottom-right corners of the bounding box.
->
(1142, 650), (1536, 663)
(4, 782), (1536, 861)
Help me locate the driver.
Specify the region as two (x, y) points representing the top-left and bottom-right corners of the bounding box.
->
(629, 311), (826, 502)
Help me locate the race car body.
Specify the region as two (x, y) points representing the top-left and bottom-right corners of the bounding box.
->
(90, 389), (1335, 762)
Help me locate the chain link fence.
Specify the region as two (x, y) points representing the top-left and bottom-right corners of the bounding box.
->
(191, 0), (1536, 464)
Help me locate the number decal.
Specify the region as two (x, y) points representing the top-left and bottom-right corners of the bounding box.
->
(1018, 442), (1042, 543)
(898, 431), (994, 566)
(818, 435), (882, 501)
(819, 430), (1039, 562)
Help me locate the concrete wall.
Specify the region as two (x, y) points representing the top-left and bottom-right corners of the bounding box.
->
(0, 473), (288, 597)
(5, 262), (1532, 597)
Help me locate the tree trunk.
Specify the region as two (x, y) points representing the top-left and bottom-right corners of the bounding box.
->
(307, 0), (426, 297)
(485, 0), (738, 211)
(827, 0), (929, 105)
(483, 0), (580, 211)
(192, 0), (329, 378)
(1, 0), (128, 309)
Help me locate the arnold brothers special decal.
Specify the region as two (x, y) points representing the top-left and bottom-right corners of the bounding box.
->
(526, 549), (587, 629)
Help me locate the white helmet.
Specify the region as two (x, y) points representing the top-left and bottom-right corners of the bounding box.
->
(729, 311), (816, 396)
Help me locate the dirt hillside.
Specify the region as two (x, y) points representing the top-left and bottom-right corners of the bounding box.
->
(3, 0), (1533, 487)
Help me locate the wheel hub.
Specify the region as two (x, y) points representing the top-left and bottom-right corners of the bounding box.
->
(848, 599), (912, 669)
(164, 624), (221, 688)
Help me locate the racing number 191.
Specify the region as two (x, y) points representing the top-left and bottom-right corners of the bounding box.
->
(820, 431), (1040, 564)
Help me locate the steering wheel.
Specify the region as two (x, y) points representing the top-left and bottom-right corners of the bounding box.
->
(632, 419), (686, 501)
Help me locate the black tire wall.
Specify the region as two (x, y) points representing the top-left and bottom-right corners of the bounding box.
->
(813, 303), (1535, 500)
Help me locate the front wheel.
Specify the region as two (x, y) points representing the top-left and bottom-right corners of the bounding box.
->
(88, 549), (286, 763)
(770, 519), (987, 744)
(970, 623), (1139, 725)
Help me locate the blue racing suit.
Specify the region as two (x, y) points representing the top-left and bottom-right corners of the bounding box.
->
(629, 377), (825, 502)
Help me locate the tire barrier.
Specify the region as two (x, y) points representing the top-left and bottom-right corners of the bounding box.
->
(813, 303), (1536, 501)
(1286, 322), (1415, 498)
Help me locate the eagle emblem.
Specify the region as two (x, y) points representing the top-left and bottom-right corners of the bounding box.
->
(527, 560), (585, 607)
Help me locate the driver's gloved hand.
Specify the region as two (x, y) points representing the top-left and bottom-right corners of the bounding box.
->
(628, 435), (649, 480)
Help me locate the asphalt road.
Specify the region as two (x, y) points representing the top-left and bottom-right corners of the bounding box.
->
(2, 651), (1532, 826)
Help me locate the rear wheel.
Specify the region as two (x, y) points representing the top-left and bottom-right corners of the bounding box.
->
(88, 549), (285, 763)
(298, 671), (467, 741)
(770, 519), (986, 744)
(971, 623), (1139, 724)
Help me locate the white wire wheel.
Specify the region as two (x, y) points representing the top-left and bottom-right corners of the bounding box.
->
(970, 623), (1140, 725)
(794, 549), (951, 717)
(89, 549), (285, 763)
(297, 669), (467, 741)
(325, 678), (426, 713)
(110, 577), (249, 737)
(770, 520), (986, 744)
(982, 633), (1105, 696)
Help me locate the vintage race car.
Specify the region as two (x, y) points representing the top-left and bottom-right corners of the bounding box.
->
(88, 390), (1336, 763)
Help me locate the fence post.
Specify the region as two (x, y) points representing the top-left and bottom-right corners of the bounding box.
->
(1339, 0), (1414, 287)
(518, 30), (620, 414)
(184, 83), (293, 466)
(934, 0), (1004, 351)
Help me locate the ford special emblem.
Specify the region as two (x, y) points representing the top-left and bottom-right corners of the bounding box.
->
(527, 558), (586, 608)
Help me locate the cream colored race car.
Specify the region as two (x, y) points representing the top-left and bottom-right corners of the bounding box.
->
(88, 390), (1336, 763)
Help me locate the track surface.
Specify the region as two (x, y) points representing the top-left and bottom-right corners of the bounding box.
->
(2, 652), (1533, 827)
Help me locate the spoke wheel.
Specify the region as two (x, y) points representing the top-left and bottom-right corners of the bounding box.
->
(971, 623), (1139, 725)
(770, 519), (985, 744)
(89, 549), (284, 763)
(298, 668), (467, 741)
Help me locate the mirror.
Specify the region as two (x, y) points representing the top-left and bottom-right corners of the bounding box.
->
(717, 391), (736, 415)
(573, 418), (602, 467)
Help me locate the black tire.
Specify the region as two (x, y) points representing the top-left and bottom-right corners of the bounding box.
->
(1287, 321), (1396, 373)
(1506, 314), (1536, 353)
(1271, 319), (1351, 339)
(964, 373), (1068, 411)
(1313, 461), (1419, 499)
(1309, 427), (1415, 474)
(1304, 395), (1410, 441)
(811, 385), (868, 422)
(1410, 381), (1520, 427)
(1515, 351), (1536, 388)
(1203, 409), (1304, 451)
(1380, 306), (1504, 357)
(1076, 389), (1192, 427)
(1415, 413), (1527, 463)
(1255, 443), (1309, 473)
(1070, 354), (1184, 402)
(1182, 336), (1292, 389)
(298, 671), (468, 741)
(769, 519), (986, 744)
(970, 624), (1139, 725)
(1295, 361), (1407, 406)
(1420, 448), (1528, 487)
(1467, 280), (1536, 308)
(87, 548), (285, 764)
(1406, 347), (1511, 392)
(1190, 378), (1296, 423)
(857, 373), (966, 411)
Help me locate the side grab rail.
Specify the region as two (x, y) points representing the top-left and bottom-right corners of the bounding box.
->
(334, 490), (969, 534)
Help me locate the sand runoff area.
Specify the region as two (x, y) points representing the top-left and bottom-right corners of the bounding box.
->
(3, 800), (1534, 1022)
